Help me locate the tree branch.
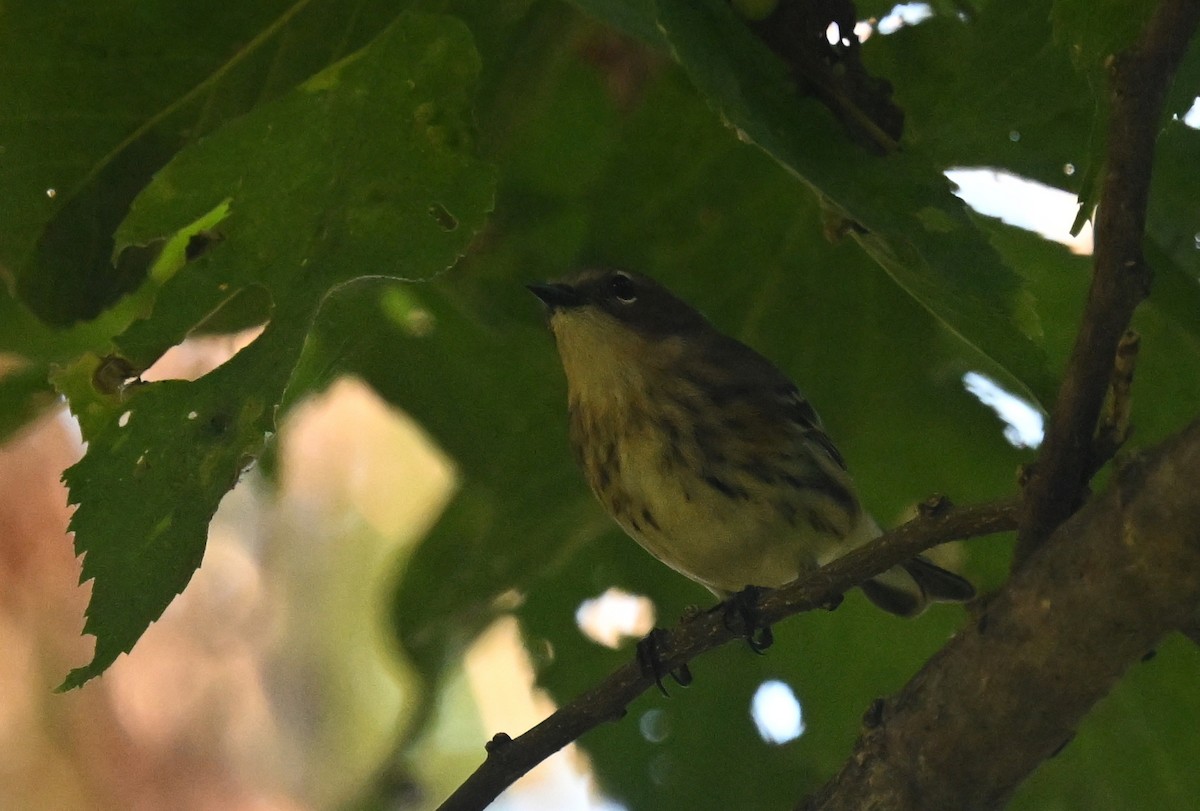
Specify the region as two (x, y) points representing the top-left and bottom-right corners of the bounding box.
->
(805, 415), (1200, 811)
(1014, 0), (1200, 564)
(435, 498), (1018, 811)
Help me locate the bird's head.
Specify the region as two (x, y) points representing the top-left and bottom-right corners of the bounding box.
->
(528, 269), (715, 400)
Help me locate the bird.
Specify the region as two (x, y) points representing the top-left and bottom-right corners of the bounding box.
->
(529, 268), (974, 617)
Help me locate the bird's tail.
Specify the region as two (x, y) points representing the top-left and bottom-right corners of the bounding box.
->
(860, 556), (975, 618)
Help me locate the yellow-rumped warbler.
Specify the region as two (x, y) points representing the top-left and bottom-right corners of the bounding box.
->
(530, 269), (973, 616)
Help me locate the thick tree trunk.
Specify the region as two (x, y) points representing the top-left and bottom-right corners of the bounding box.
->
(805, 418), (1200, 811)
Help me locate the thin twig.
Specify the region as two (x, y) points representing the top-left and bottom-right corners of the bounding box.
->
(436, 498), (1019, 811)
(1014, 0), (1200, 565)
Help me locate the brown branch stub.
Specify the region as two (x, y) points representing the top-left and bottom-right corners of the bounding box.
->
(435, 499), (1019, 811)
(805, 417), (1200, 811)
(1092, 329), (1141, 471)
(1014, 0), (1200, 566)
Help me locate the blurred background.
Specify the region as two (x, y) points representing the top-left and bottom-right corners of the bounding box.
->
(0, 339), (619, 810)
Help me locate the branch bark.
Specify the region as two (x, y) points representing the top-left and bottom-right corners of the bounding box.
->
(435, 498), (1018, 811)
(1014, 0), (1200, 564)
(805, 416), (1200, 811)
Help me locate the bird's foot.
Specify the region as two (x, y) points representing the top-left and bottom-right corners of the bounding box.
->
(635, 628), (693, 697)
(720, 586), (774, 653)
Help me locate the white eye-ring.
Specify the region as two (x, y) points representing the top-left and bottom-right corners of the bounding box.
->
(608, 272), (637, 303)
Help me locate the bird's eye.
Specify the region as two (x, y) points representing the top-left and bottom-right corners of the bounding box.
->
(608, 272), (637, 303)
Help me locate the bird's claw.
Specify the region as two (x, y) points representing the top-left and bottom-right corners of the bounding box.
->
(636, 628), (693, 697)
(747, 624), (774, 653)
(721, 586), (775, 654)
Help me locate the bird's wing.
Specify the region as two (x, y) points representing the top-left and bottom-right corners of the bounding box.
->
(700, 333), (848, 471)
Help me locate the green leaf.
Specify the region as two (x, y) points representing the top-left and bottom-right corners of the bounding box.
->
(0, 0), (405, 325)
(652, 0), (1056, 403)
(568, 0), (665, 45)
(55, 11), (496, 689)
(1052, 0), (1157, 74)
(1165, 36), (1200, 119)
(1015, 636), (1200, 810)
(1050, 0), (1162, 230)
(1148, 123), (1200, 283)
(863, 4), (1094, 190)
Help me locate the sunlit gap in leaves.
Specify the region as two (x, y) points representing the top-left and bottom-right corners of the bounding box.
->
(945, 168), (1095, 255)
(943, 163), (1084, 450)
(575, 588), (656, 649)
(851, 2), (933, 44)
(141, 327), (265, 382)
(750, 680), (805, 745)
(962, 372), (1045, 449)
(875, 2), (934, 34)
(1180, 96), (1200, 129)
(825, 22), (851, 47)
(1183, 95), (1200, 251)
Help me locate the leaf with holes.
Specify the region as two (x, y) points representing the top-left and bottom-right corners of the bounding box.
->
(54, 11), (496, 689)
(0, 0), (406, 327)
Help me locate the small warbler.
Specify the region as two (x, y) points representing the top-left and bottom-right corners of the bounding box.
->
(530, 269), (973, 616)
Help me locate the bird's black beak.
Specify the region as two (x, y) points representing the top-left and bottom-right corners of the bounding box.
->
(527, 282), (585, 310)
